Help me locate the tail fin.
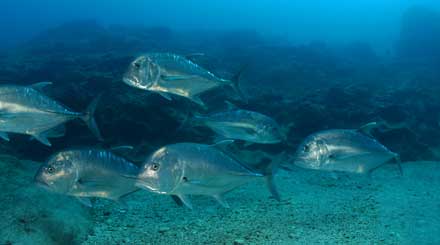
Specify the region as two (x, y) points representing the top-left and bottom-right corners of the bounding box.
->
(265, 174), (280, 201)
(255, 157), (281, 201)
(394, 154), (403, 176)
(229, 65), (248, 103)
(273, 151), (296, 172)
(176, 111), (204, 133)
(81, 95), (103, 141)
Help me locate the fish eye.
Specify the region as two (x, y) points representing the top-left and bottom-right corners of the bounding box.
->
(151, 163), (160, 171)
(46, 166), (55, 174)
(134, 62), (141, 69)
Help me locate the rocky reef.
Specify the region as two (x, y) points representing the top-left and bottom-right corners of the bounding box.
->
(1, 17), (439, 162)
(1, 8), (440, 244)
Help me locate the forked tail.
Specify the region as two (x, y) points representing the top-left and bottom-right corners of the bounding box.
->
(81, 94), (103, 141)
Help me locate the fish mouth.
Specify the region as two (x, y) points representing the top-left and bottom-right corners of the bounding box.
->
(122, 76), (147, 90)
(34, 178), (50, 190)
(122, 77), (134, 86)
(292, 158), (309, 168)
(135, 180), (163, 194)
(134, 180), (151, 190)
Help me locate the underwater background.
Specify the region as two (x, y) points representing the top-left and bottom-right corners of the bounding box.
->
(1, 0), (440, 244)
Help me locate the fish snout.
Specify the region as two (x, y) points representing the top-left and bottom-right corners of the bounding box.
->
(134, 179), (151, 190)
(34, 173), (50, 189)
(122, 76), (135, 86)
(291, 153), (311, 169)
(135, 177), (167, 194)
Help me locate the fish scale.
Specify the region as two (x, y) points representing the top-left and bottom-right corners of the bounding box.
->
(34, 148), (140, 207)
(0, 83), (101, 146)
(136, 142), (279, 209)
(123, 53), (244, 107)
(294, 126), (401, 174)
(191, 107), (284, 144)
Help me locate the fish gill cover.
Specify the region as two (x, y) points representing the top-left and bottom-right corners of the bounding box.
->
(0, 1), (440, 244)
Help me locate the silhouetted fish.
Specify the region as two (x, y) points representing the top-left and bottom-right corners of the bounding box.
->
(293, 123), (402, 175)
(185, 102), (284, 144)
(136, 141), (279, 209)
(34, 148), (140, 207)
(123, 53), (245, 107)
(0, 82), (101, 146)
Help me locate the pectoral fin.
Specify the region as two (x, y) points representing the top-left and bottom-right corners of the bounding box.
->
(157, 92), (173, 101)
(171, 195), (184, 207)
(76, 197), (92, 207)
(32, 134), (51, 146)
(328, 152), (370, 161)
(213, 194), (230, 208)
(77, 178), (108, 188)
(0, 132), (10, 141)
(190, 96), (206, 108)
(177, 195), (193, 209)
(161, 75), (198, 81)
(211, 139), (235, 148)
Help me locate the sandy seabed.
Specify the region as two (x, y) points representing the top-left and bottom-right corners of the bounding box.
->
(1, 155), (439, 245)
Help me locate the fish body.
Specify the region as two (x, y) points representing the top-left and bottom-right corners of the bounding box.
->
(34, 148), (140, 206)
(0, 83), (101, 146)
(193, 108), (283, 144)
(294, 128), (399, 174)
(136, 142), (278, 208)
(123, 53), (243, 107)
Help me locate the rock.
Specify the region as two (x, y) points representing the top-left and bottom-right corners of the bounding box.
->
(158, 227), (170, 233)
(234, 238), (245, 244)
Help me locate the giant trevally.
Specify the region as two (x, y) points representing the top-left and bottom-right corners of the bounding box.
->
(293, 122), (402, 175)
(122, 53), (245, 107)
(34, 148), (140, 207)
(184, 102), (284, 144)
(0, 82), (101, 146)
(135, 141), (280, 209)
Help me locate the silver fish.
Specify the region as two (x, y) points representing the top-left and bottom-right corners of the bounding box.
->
(34, 148), (140, 207)
(136, 141), (279, 209)
(187, 102), (284, 144)
(0, 82), (101, 146)
(293, 123), (401, 174)
(122, 53), (244, 107)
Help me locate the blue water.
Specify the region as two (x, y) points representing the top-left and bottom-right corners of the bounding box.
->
(1, 1), (440, 244)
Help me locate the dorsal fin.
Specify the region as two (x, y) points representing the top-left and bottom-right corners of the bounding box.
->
(225, 101), (238, 110)
(358, 122), (379, 137)
(110, 145), (134, 152)
(211, 140), (235, 148)
(76, 197), (92, 207)
(30, 81), (52, 91)
(185, 53), (205, 61)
